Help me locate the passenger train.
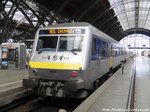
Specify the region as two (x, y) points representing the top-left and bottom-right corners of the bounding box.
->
(23, 22), (127, 98)
(141, 50), (150, 57)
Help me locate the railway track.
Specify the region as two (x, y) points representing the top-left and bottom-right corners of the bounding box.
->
(0, 95), (84, 112)
(0, 94), (38, 112)
(30, 98), (84, 112)
(0, 64), (122, 112)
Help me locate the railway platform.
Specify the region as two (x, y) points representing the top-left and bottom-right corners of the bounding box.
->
(135, 56), (150, 110)
(0, 68), (29, 106)
(74, 56), (150, 112)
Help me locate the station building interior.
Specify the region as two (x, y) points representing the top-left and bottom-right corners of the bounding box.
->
(0, 0), (150, 111)
(0, 0), (150, 54)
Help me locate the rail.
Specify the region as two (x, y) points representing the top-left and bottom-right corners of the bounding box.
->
(0, 94), (37, 112)
(126, 62), (136, 112)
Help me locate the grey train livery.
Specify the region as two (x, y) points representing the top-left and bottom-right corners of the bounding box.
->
(23, 22), (126, 98)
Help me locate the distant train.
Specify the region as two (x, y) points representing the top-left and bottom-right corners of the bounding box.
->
(23, 22), (127, 98)
(141, 50), (150, 57)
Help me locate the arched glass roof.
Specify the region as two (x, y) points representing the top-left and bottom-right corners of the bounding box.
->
(109, 0), (150, 31)
(120, 34), (150, 48)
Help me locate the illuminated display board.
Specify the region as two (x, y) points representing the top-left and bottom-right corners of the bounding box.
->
(39, 29), (85, 35)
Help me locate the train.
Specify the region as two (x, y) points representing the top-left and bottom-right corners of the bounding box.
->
(0, 43), (26, 69)
(23, 22), (127, 98)
(141, 50), (150, 57)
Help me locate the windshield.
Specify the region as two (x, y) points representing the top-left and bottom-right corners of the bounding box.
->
(58, 36), (83, 51)
(37, 36), (83, 52)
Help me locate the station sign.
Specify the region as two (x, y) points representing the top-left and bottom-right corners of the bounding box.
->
(39, 29), (85, 35)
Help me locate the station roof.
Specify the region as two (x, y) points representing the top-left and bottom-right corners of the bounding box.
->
(1, 0), (150, 42)
(34, 0), (150, 41)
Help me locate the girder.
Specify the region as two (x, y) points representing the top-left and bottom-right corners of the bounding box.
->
(0, 0), (69, 43)
(1, 0), (150, 43)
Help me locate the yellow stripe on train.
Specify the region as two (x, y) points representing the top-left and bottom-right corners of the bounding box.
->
(29, 61), (82, 70)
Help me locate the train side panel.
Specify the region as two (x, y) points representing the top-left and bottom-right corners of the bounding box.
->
(83, 33), (110, 89)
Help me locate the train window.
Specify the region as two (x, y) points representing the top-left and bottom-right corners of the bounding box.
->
(118, 49), (120, 55)
(58, 36), (83, 52)
(110, 45), (113, 56)
(112, 45), (119, 57)
(113, 49), (117, 57)
(121, 49), (124, 55)
(101, 41), (108, 59)
(37, 36), (58, 51)
(92, 38), (96, 54)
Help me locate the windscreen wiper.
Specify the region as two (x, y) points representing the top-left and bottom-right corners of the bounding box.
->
(38, 48), (56, 54)
(38, 49), (45, 54)
(70, 49), (79, 55)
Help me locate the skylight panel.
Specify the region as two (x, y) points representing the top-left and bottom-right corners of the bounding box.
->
(109, 0), (150, 31)
(138, 22), (145, 28)
(13, 11), (26, 21)
(4, 1), (12, 13)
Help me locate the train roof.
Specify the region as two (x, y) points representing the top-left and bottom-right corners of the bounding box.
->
(40, 22), (91, 28)
(39, 22), (123, 46)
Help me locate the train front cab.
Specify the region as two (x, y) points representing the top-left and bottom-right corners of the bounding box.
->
(23, 27), (92, 98)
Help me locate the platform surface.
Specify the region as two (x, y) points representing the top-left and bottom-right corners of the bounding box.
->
(0, 68), (29, 106)
(135, 56), (150, 111)
(0, 69), (28, 84)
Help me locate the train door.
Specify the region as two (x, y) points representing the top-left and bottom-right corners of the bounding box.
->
(1, 47), (9, 69)
(9, 46), (26, 69)
(109, 44), (113, 70)
(15, 48), (18, 68)
(7, 48), (20, 69)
